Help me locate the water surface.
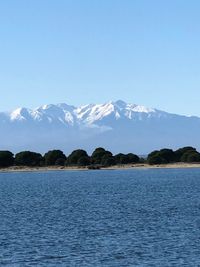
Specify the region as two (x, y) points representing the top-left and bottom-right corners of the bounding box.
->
(0, 168), (200, 266)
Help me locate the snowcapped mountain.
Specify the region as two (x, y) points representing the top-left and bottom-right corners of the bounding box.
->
(3, 100), (166, 125)
(1, 100), (200, 154)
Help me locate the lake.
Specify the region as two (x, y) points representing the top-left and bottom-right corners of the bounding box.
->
(0, 168), (200, 266)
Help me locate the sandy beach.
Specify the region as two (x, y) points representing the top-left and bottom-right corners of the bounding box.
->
(1, 163), (200, 173)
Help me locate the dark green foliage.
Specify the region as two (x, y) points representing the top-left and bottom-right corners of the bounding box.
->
(147, 148), (175, 165)
(15, 151), (43, 166)
(101, 155), (116, 167)
(117, 154), (129, 164)
(77, 156), (91, 166)
(139, 157), (145, 163)
(148, 155), (167, 165)
(147, 150), (159, 159)
(91, 147), (112, 164)
(181, 151), (200, 162)
(147, 150), (160, 164)
(114, 153), (125, 164)
(187, 152), (200, 162)
(115, 153), (139, 164)
(175, 147), (196, 162)
(0, 151), (14, 167)
(127, 153), (140, 163)
(44, 150), (66, 166)
(2, 146), (200, 169)
(67, 149), (90, 166)
(55, 158), (65, 166)
(158, 149), (175, 163)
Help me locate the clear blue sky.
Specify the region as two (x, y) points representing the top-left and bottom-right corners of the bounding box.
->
(0, 0), (200, 116)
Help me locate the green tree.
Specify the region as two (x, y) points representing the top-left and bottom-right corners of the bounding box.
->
(0, 151), (14, 167)
(55, 158), (66, 166)
(148, 155), (167, 165)
(101, 155), (116, 167)
(175, 147), (196, 162)
(147, 150), (159, 162)
(114, 153), (140, 164)
(44, 150), (66, 166)
(91, 147), (112, 164)
(15, 151), (43, 166)
(147, 148), (175, 164)
(181, 151), (200, 162)
(77, 156), (91, 166)
(158, 149), (175, 163)
(127, 153), (140, 163)
(67, 149), (89, 165)
(114, 153), (125, 164)
(187, 152), (200, 162)
(118, 154), (129, 164)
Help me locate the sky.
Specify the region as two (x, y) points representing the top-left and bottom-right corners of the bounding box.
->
(0, 0), (200, 116)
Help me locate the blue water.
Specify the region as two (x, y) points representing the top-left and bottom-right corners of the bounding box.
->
(0, 169), (200, 266)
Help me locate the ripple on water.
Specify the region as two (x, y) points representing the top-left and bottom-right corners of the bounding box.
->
(0, 168), (200, 266)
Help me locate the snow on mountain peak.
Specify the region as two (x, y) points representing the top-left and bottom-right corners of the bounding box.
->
(2, 100), (200, 154)
(10, 107), (31, 121)
(127, 104), (155, 113)
(6, 100), (161, 125)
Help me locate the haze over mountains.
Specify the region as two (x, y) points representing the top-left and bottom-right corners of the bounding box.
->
(1, 100), (200, 154)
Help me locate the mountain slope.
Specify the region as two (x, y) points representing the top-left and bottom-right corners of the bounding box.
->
(1, 100), (199, 154)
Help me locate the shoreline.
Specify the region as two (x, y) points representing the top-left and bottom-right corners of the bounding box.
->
(1, 163), (200, 173)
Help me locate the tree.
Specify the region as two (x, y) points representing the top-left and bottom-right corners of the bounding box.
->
(175, 147), (196, 162)
(55, 158), (66, 166)
(148, 155), (167, 165)
(44, 150), (66, 166)
(67, 149), (89, 165)
(114, 153), (125, 164)
(147, 148), (175, 164)
(114, 153), (139, 164)
(77, 156), (91, 166)
(158, 149), (175, 163)
(127, 153), (140, 163)
(101, 155), (116, 167)
(0, 151), (14, 167)
(91, 147), (112, 164)
(147, 150), (159, 160)
(15, 151), (43, 166)
(118, 154), (129, 164)
(187, 152), (200, 162)
(181, 151), (200, 162)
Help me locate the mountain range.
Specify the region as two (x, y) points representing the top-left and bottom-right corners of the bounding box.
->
(1, 100), (200, 154)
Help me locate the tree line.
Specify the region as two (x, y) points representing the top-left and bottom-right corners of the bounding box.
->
(0, 146), (200, 168)
(147, 146), (200, 165)
(0, 148), (140, 168)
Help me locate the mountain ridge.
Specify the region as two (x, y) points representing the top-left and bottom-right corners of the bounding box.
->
(2, 100), (183, 124)
(1, 100), (200, 154)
